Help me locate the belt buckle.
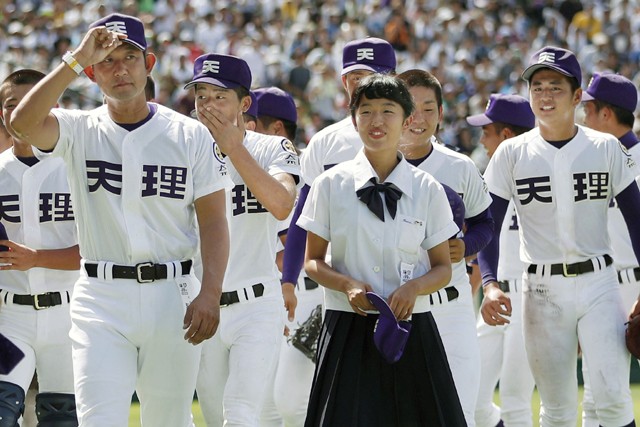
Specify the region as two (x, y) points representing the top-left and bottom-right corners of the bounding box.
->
(136, 262), (155, 283)
(33, 294), (45, 310)
(562, 263), (577, 277)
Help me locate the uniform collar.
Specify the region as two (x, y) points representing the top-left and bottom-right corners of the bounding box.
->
(353, 149), (414, 199)
(619, 130), (640, 150)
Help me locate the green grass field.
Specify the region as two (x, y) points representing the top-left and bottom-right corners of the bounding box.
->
(128, 385), (640, 426)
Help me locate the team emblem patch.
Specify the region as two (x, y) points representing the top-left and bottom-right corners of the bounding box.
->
(281, 139), (297, 155)
(213, 143), (225, 163)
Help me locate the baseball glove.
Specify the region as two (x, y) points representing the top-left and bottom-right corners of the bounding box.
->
(626, 316), (640, 359)
(289, 304), (323, 363)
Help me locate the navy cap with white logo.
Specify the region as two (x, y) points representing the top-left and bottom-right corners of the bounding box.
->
(582, 72), (638, 113)
(466, 93), (535, 129)
(89, 13), (147, 51)
(254, 86), (297, 123)
(521, 46), (582, 86)
(184, 53), (252, 91)
(341, 37), (396, 76)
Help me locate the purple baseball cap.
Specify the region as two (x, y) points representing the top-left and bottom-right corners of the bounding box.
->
(89, 13), (147, 51)
(184, 54), (252, 91)
(341, 37), (396, 76)
(582, 72), (638, 113)
(521, 46), (582, 85)
(366, 292), (412, 364)
(0, 333), (24, 375)
(466, 94), (535, 129)
(245, 91), (258, 119)
(254, 86), (297, 123)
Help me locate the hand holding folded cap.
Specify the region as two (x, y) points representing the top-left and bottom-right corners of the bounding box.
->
(366, 292), (412, 364)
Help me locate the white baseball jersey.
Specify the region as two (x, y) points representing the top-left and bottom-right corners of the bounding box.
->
(220, 130), (300, 291)
(299, 149), (458, 314)
(48, 104), (230, 264)
(300, 117), (361, 186)
(608, 143), (640, 270)
(485, 125), (636, 264)
(414, 139), (492, 287)
(0, 151), (78, 294)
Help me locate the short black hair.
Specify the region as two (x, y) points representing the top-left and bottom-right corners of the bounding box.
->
(349, 74), (414, 120)
(492, 122), (533, 137)
(145, 75), (156, 101)
(397, 69), (443, 110)
(590, 99), (635, 128)
(257, 115), (298, 141)
(0, 69), (46, 107)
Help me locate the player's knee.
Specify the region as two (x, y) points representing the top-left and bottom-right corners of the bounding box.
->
(0, 381), (25, 427)
(35, 393), (78, 427)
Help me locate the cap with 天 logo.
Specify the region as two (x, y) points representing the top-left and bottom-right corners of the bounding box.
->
(89, 13), (147, 51)
(466, 93), (535, 129)
(184, 54), (252, 91)
(521, 46), (582, 86)
(341, 37), (396, 76)
(582, 72), (638, 113)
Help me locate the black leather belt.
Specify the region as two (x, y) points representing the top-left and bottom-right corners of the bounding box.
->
(3, 291), (69, 310)
(84, 260), (192, 283)
(619, 267), (640, 284)
(220, 283), (265, 306)
(527, 255), (612, 277)
(303, 277), (319, 291)
(498, 281), (511, 293)
(428, 286), (459, 305)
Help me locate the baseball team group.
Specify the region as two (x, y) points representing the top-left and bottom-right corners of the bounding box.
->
(0, 9), (639, 427)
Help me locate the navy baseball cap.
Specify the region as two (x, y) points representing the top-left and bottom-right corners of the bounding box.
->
(341, 37), (396, 76)
(89, 13), (147, 51)
(0, 333), (24, 375)
(184, 54), (252, 91)
(582, 72), (638, 113)
(366, 292), (412, 364)
(245, 91), (258, 119)
(466, 94), (535, 129)
(521, 46), (582, 86)
(254, 86), (297, 123)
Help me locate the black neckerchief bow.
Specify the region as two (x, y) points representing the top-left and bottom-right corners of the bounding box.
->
(356, 177), (402, 222)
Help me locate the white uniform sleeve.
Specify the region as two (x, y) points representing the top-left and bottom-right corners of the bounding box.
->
(191, 124), (232, 200)
(297, 174), (330, 241)
(300, 135), (326, 185)
(483, 141), (515, 201)
(609, 138), (639, 196)
(460, 160), (492, 218)
(266, 138), (301, 179)
(422, 179), (459, 250)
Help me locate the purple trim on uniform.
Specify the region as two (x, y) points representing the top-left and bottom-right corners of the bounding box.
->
(405, 145), (434, 167)
(16, 156), (39, 167)
(616, 182), (640, 265)
(477, 193), (509, 286)
(619, 130), (640, 150)
(461, 206), (494, 257)
(282, 184), (310, 284)
(277, 228), (288, 237)
(545, 137), (573, 150)
(115, 103), (157, 131)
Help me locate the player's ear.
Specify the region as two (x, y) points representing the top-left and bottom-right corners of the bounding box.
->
(403, 114), (413, 130)
(240, 95), (251, 114)
(145, 53), (157, 73)
(84, 66), (95, 82)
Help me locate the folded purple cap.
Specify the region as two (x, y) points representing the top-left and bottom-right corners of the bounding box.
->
(341, 37), (396, 76)
(582, 72), (638, 113)
(466, 94), (535, 129)
(254, 86), (297, 123)
(441, 183), (465, 233)
(245, 91), (258, 119)
(89, 13), (147, 51)
(521, 46), (582, 86)
(0, 333), (24, 375)
(184, 54), (252, 91)
(366, 292), (412, 364)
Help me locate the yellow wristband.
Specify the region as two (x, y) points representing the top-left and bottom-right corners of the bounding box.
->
(62, 51), (84, 75)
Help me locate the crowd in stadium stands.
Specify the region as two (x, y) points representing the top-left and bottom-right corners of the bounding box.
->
(1, 0), (639, 167)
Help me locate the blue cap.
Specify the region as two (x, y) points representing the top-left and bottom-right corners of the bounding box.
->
(89, 13), (147, 51)
(466, 94), (535, 129)
(184, 54), (252, 91)
(582, 72), (637, 113)
(341, 37), (396, 76)
(253, 86), (297, 122)
(521, 46), (582, 85)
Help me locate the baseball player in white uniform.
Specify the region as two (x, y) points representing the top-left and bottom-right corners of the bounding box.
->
(478, 46), (639, 427)
(186, 54), (300, 427)
(579, 72), (640, 427)
(397, 69), (494, 427)
(0, 69), (80, 426)
(466, 93), (537, 427)
(10, 14), (231, 426)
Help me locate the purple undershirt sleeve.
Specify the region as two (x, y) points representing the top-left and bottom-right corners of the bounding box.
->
(477, 194), (509, 286)
(282, 184), (310, 284)
(462, 207), (494, 257)
(615, 181), (640, 265)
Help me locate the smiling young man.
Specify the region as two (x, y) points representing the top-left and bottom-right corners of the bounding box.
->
(477, 46), (640, 427)
(9, 13), (231, 426)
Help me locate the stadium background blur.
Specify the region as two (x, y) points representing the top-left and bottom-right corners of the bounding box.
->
(1, 0), (639, 166)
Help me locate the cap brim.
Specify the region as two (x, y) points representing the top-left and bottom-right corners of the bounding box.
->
(466, 113), (493, 127)
(184, 77), (242, 90)
(341, 64), (394, 76)
(521, 64), (574, 82)
(123, 39), (145, 51)
(581, 91), (596, 102)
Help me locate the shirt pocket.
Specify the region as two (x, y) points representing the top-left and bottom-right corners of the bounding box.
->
(396, 214), (426, 254)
